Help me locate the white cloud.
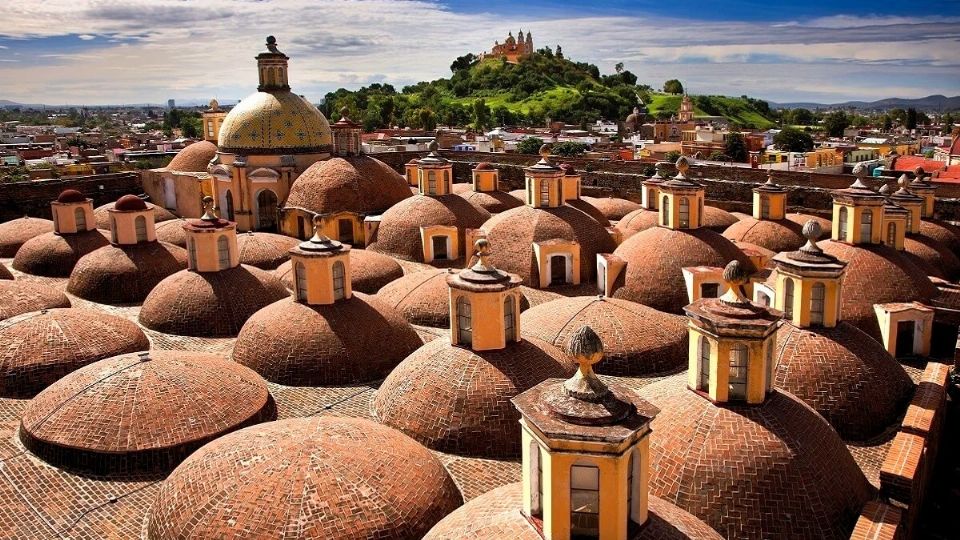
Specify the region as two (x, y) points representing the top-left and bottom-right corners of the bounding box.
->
(77, 34), (96, 40)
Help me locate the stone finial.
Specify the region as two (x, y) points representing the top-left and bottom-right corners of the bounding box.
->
(310, 214), (329, 242)
(200, 196), (217, 221)
(563, 326), (609, 401)
(339, 106), (350, 122)
(468, 238), (495, 272)
(879, 183), (891, 196)
(539, 144), (551, 160)
(265, 35), (281, 54)
(428, 140), (439, 152)
(675, 155), (690, 179)
(651, 161), (667, 180)
(765, 172), (776, 186)
(913, 166), (926, 181)
(719, 260), (751, 306)
(209, 98), (220, 111)
(850, 163), (870, 189)
(898, 174), (910, 189)
(800, 219), (823, 252)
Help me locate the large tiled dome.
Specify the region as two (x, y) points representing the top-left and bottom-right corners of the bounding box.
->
(0, 216), (54, 257)
(218, 90), (331, 154)
(700, 205), (739, 232)
(275, 248), (402, 294)
(12, 229), (110, 277)
(93, 201), (177, 230)
(236, 231), (299, 269)
(903, 236), (960, 280)
(67, 241), (188, 304)
(19, 350), (275, 474)
(616, 207), (658, 235)
(154, 218), (187, 247)
(147, 417), (462, 540)
(285, 155), (412, 216)
(0, 281), (70, 322)
(377, 269), (458, 327)
(918, 219), (960, 253)
(368, 195), (490, 262)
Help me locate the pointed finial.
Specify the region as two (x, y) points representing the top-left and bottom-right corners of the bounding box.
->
(340, 106), (350, 120)
(879, 183), (891, 196)
(200, 196), (217, 221)
(719, 260), (751, 306)
(468, 238), (495, 272)
(563, 326), (609, 401)
(765, 172), (776, 186)
(800, 219), (823, 253)
(913, 166), (926, 181)
(310, 214), (330, 242)
(898, 173), (910, 189)
(209, 98), (219, 111)
(675, 155), (690, 179)
(428, 139), (439, 152)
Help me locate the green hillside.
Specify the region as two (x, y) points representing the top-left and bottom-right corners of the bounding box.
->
(646, 93), (776, 129)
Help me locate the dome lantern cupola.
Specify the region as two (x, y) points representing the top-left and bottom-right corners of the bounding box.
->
(909, 166), (938, 218)
(879, 184), (910, 251)
(888, 173), (924, 234)
(525, 145), (563, 208)
(640, 162), (667, 210)
(831, 163), (885, 245)
(752, 172), (788, 220)
(183, 196), (239, 272)
(51, 189), (95, 235)
(657, 157), (704, 230)
(256, 36), (290, 92)
(289, 215), (352, 305)
(107, 194), (155, 245)
(331, 106), (362, 157)
(472, 162), (500, 192)
(772, 220), (846, 328)
(417, 140), (454, 196)
(559, 163), (582, 203)
(684, 260), (782, 405)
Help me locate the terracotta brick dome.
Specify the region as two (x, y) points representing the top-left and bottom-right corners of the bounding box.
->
(12, 229), (110, 277)
(56, 189), (85, 203)
(641, 374), (873, 540)
(582, 196), (641, 221)
(0, 264), (11, 280)
(19, 350), (276, 474)
(378, 269), (460, 327)
(93, 201), (176, 230)
(480, 205), (616, 287)
(147, 416), (463, 540)
(166, 140), (217, 173)
(474, 161), (494, 170)
(113, 194), (148, 211)
(0, 281), (70, 322)
(423, 482), (722, 540)
(139, 265), (289, 337)
(236, 231), (299, 269)
(611, 227), (753, 314)
(368, 194), (490, 262)
(508, 188), (525, 201)
(567, 198), (611, 226)
(701, 205), (739, 232)
(0, 216), (54, 257)
(451, 182), (473, 195)
(903, 236), (960, 280)
(616, 207), (658, 235)
(275, 248), (402, 294)
(775, 322), (913, 441)
(520, 295), (687, 376)
(457, 189), (523, 214)
(786, 212), (832, 231)
(67, 241), (188, 304)
(373, 336), (574, 458)
(0, 308), (149, 398)
(820, 240), (936, 341)
(722, 218), (806, 253)
(285, 155), (412, 215)
(154, 218), (187, 247)
(917, 219), (960, 253)
(234, 294), (422, 385)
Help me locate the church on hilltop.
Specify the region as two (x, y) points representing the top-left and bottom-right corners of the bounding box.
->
(481, 29), (533, 63)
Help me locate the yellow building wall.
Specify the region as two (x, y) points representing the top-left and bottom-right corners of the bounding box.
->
(775, 271), (840, 328)
(752, 192), (786, 220)
(291, 251), (352, 305)
(687, 328), (769, 405)
(660, 191), (704, 229)
(187, 228), (239, 272)
(832, 202), (883, 244)
(449, 288), (520, 351)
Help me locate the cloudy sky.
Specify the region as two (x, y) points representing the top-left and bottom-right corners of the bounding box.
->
(0, 0), (958, 105)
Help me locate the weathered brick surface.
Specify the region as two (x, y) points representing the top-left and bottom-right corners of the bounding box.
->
(582, 195), (640, 221)
(67, 241), (188, 304)
(0, 173), (142, 222)
(368, 194), (490, 262)
(377, 268), (459, 327)
(275, 247), (403, 294)
(457, 188), (524, 214)
(879, 431), (924, 503)
(723, 217), (806, 252)
(154, 218), (187, 247)
(92, 203), (176, 230)
(234, 231), (298, 269)
(286, 155), (412, 215)
(0, 217), (54, 257)
(903, 236), (960, 280)
(850, 500), (902, 540)
(12, 229), (110, 277)
(0, 280), (71, 322)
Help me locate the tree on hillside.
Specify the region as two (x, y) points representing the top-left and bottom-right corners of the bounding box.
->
(773, 127), (814, 152)
(450, 53), (477, 73)
(473, 99), (491, 130)
(516, 137), (545, 155)
(823, 111), (850, 137)
(663, 79), (684, 94)
(552, 141), (588, 157)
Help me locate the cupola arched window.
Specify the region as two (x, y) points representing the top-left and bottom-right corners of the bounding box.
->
(135, 215), (147, 242)
(427, 171), (437, 195)
(783, 278), (795, 319)
(332, 261), (346, 300)
(217, 235), (231, 270)
(295, 262), (308, 301)
(728, 343), (749, 400)
(887, 222), (896, 245)
(456, 296), (472, 346)
(570, 462), (600, 536)
(698, 335), (711, 392)
(860, 209), (873, 243)
(74, 207), (86, 230)
(661, 196), (670, 226)
(761, 195), (771, 219)
(503, 296), (516, 342)
(810, 282), (825, 325)
(529, 441), (543, 518)
(838, 207), (848, 241)
(540, 179), (550, 207)
(678, 197), (690, 228)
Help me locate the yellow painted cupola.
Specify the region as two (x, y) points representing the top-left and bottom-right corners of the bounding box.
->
(289, 215), (352, 306)
(878, 182), (909, 251)
(525, 145), (564, 208)
(183, 196), (239, 273)
(771, 220), (846, 328)
(417, 140), (454, 196)
(657, 156), (704, 230)
(888, 174), (924, 234)
(831, 163), (885, 245)
(640, 162), (667, 210)
(752, 173), (788, 220)
(908, 166), (937, 219)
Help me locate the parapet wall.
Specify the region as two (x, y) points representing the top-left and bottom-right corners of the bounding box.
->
(0, 172), (142, 222)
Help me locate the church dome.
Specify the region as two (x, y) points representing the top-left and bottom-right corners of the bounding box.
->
(285, 155), (412, 215)
(373, 336), (574, 457)
(368, 195), (490, 262)
(166, 140), (217, 172)
(0, 281), (70, 322)
(94, 201), (176, 230)
(19, 350), (275, 474)
(903, 236), (960, 280)
(775, 322), (913, 441)
(0, 308), (149, 398)
(723, 217), (806, 253)
(113, 194), (148, 211)
(641, 374), (873, 540)
(56, 189), (85, 203)
(582, 196), (641, 221)
(612, 227), (753, 314)
(218, 91), (331, 154)
(457, 189), (524, 214)
(918, 219), (960, 253)
(520, 295), (687, 376)
(67, 241), (188, 304)
(508, 188), (525, 201)
(567, 198), (611, 226)
(236, 231), (298, 269)
(154, 218), (187, 247)
(616, 207), (659, 235)
(139, 265), (289, 337)
(147, 416), (462, 540)
(786, 212), (831, 231)
(0, 216), (54, 257)
(378, 269), (460, 327)
(275, 248), (402, 294)
(701, 205), (739, 232)
(12, 229), (110, 277)
(233, 293), (422, 385)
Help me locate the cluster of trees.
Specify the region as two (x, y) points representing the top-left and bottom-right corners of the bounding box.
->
(776, 106), (951, 135)
(514, 138), (589, 156)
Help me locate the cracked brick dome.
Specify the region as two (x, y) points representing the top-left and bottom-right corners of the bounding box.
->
(154, 218), (187, 247)
(285, 155), (412, 215)
(640, 374), (873, 540)
(0, 216), (54, 257)
(520, 295), (687, 376)
(139, 265), (289, 337)
(582, 196), (641, 221)
(275, 248), (402, 294)
(903, 236), (960, 280)
(236, 231), (299, 269)
(700, 205), (739, 232)
(373, 336), (574, 458)
(94, 201), (176, 230)
(723, 217), (806, 253)
(0, 281), (70, 322)
(12, 229), (110, 277)
(67, 241), (188, 304)
(480, 205), (616, 286)
(457, 188), (524, 214)
(368, 194), (490, 262)
(234, 293), (422, 385)
(424, 483), (722, 540)
(775, 322), (914, 441)
(611, 227), (754, 314)
(0, 308), (149, 398)
(113, 194), (148, 211)
(19, 350), (276, 474)
(616, 207), (659, 235)
(166, 140), (217, 173)
(147, 416), (463, 540)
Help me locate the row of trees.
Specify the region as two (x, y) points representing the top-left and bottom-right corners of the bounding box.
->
(777, 106), (950, 134)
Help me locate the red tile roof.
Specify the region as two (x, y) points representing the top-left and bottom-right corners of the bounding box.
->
(892, 155), (945, 173)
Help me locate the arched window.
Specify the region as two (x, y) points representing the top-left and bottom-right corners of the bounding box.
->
(661, 196), (670, 226)
(526, 178), (533, 204)
(838, 206), (848, 241)
(332, 261), (346, 300)
(860, 209), (873, 243)
(134, 215), (147, 242)
(783, 278), (794, 319)
(887, 222), (896, 245)
(74, 207), (86, 230)
(678, 197), (690, 228)
(457, 296), (472, 346)
(729, 343), (749, 400)
(187, 238), (197, 269)
(427, 171), (437, 195)
(698, 336), (711, 392)
(757, 291), (771, 306)
(217, 235), (231, 270)
(570, 462), (600, 536)
(810, 282), (825, 325)
(224, 190), (235, 221)
(529, 441), (543, 518)
(503, 296), (516, 342)
(444, 170), (450, 191)
(761, 196), (771, 219)
(295, 262), (308, 301)
(906, 212), (913, 233)
(540, 179), (550, 207)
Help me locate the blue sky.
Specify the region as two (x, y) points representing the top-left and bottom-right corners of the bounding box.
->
(0, 0), (957, 105)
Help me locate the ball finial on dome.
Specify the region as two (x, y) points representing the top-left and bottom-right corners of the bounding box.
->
(468, 238), (494, 271)
(200, 196), (218, 221)
(675, 155), (690, 178)
(913, 166), (926, 180)
(850, 163), (870, 189)
(428, 139), (439, 152)
(719, 260), (752, 306)
(209, 98), (219, 111)
(563, 325), (609, 401)
(802, 219), (822, 242)
(539, 144), (551, 159)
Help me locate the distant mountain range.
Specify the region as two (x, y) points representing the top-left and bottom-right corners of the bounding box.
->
(0, 99), (240, 109)
(770, 94), (960, 112)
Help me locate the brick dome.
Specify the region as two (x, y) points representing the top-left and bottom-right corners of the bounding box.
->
(612, 227), (753, 314)
(113, 194), (148, 211)
(19, 350), (275, 474)
(368, 194), (490, 262)
(451, 182), (473, 195)
(457, 189), (523, 214)
(139, 265), (289, 337)
(786, 212), (832, 231)
(166, 140), (217, 173)
(474, 161), (494, 170)
(0, 308), (149, 398)
(820, 240), (936, 340)
(722, 217), (806, 253)
(147, 417), (462, 540)
(508, 189), (525, 201)
(236, 231), (299, 269)
(0, 281), (70, 322)
(377, 269), (460, 327)
(0, 216), (54, 257)
(94, 201), (176, 230)
(285, 155), (412, 215)
(520, 295), (687, 376)
(12, 229), (110, 277)
(567, 198), (611, 226)
(56, 189), (85, 203)
(234, 294), (422, 385)
(616, 207), (658, 235)
(373, 336), (574, 458)
(480, 205), (616, 286)
(917, 219), (960, 253)
(701, 205), (739, 232)
(67, 241), (188, 304)
(775, 321), (913, 441)
(154, 218), (187, 247)
(582, 196), (641, 221)
(275, 248), (402, 294)
(424, 483), (722, 540)
(903, 236), (960, 280)
(641, 374), (873, 540)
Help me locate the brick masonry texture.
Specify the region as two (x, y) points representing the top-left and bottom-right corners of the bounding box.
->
(0, 173), (141, 222)
(368, 194), (490, 262)
(903, 235), (960, 280)
(92, 203), (176, 230)
(457, 188), (524, 214)
(12, 229), (110, 277)
(286, 155), (413, 215)
(617, 207), (659, 234)
(275, 247), (403, 294)
(154, 218), (187, 247)
(0, 280), (71, 321)
(66, 241), (188, 304)
(568, 197), (611, 226)
(235, 231), (298, 269)
(582, 195), (640, 221)
(722, 217), (806, 253)
(0, 217), (54, 257)
(377, 268), (460, 327)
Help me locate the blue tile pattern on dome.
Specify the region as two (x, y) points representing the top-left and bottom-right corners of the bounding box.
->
(218, 90), (332, 154)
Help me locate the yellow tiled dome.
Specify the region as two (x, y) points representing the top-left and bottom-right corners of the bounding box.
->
(218, 90), (332, 154)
